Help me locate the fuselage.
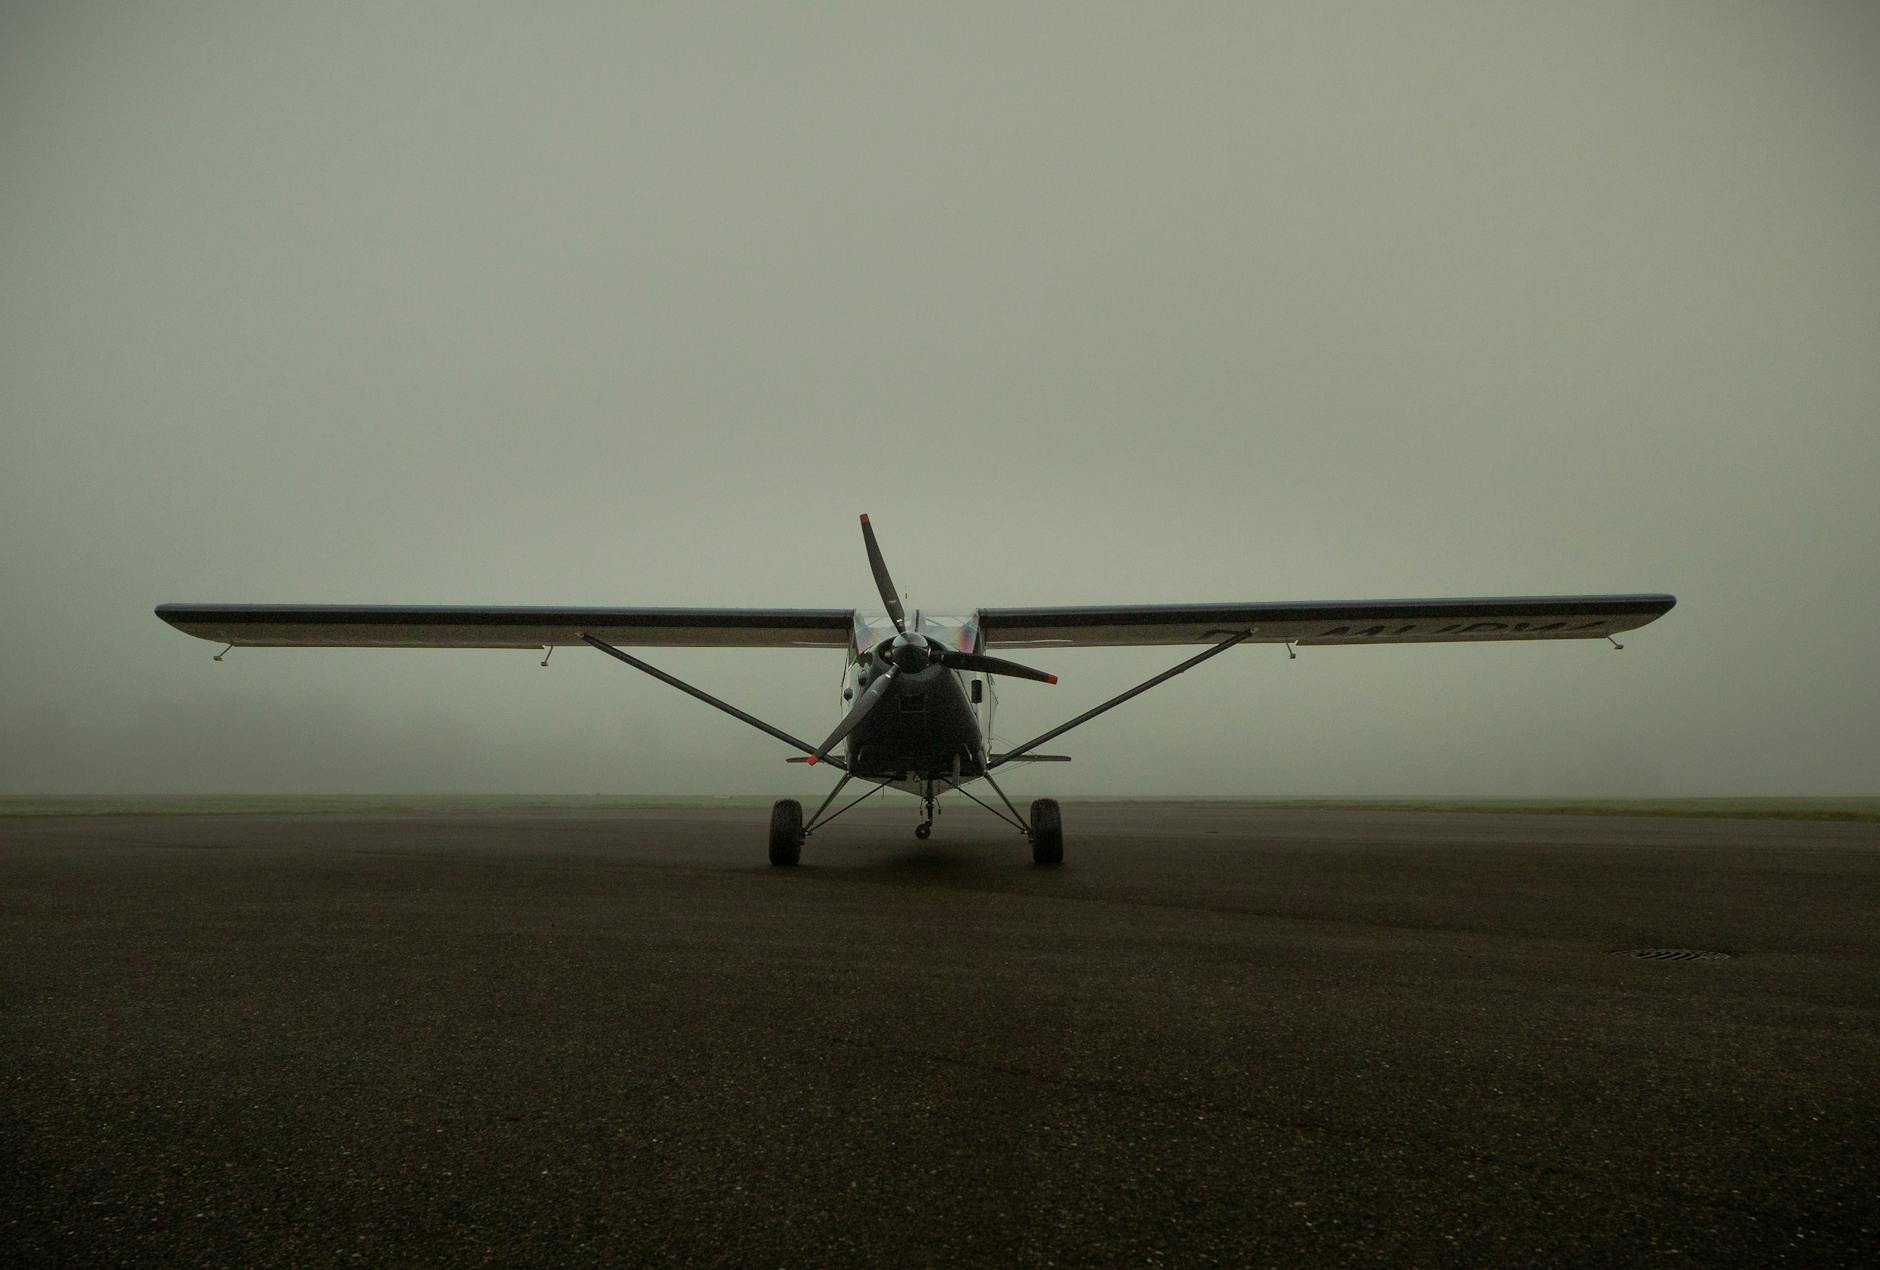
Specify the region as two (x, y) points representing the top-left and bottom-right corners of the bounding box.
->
(842, 612), (987, 781)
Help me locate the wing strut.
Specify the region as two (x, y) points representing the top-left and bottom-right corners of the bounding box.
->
(987, 630), (1254, 771)
(581, 634), (845, 770)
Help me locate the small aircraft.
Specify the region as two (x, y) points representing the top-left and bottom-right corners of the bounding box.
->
(158, 515), (1674, 866)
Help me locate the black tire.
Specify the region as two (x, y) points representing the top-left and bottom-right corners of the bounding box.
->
(768, 799), (803, 867)
(1029, 798), (1063, 866)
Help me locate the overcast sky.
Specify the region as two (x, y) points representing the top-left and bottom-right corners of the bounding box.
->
(3, 1), (1876, 797)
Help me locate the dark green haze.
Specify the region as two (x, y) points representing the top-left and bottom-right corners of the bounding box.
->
(3, 2), (1876, 795)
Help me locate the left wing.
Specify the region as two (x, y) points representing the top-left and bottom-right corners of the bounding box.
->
(155, 604), (855, 649)
(976, 595), (1675, 649)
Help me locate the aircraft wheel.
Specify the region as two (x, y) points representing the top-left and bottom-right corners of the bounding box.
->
(914, 822), (931, 840)
(768, 799), (803, 867)
(1029, 798), (1063, 866)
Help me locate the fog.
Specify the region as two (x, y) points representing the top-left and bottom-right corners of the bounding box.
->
(4, 2), (1876, 796)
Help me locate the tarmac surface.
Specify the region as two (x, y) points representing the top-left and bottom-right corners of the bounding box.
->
(4, 802), (1877, 1266)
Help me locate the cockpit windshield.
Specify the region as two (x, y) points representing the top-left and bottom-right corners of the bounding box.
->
(851, 610), (978, 656)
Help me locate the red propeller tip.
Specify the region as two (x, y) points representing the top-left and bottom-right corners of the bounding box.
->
(1046, 675), (1058, 684)
(805, 755), (819, 766)
(859, 514), (870, 524)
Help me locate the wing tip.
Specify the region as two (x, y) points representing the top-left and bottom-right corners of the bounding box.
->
(154, 603), (194, 631)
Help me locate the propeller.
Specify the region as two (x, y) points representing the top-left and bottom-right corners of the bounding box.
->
(807, 515), (1056, 765)
(807, 665), (898, 765)
(859, 514), (906, 634)
(941, 650), (1056, 684)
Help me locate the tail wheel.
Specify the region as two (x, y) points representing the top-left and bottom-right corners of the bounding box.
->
(768, 799), (803, 867)
(1029, 798), (1063, 866)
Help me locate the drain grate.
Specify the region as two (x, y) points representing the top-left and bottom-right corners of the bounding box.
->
(1615, 947), (1732, 962)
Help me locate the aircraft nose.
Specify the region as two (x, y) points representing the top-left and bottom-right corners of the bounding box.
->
(890, 633), (931, 673)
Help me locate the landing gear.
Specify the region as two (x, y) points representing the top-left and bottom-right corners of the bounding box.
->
(1028, 798), (1063, 866)
(914, 781), (938, 840)
(768, 799), (803, 867)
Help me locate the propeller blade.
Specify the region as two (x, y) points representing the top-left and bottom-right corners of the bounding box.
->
(940, 651), (1057, 685)
(806, 665), (899, 765)
(858, 514), (906, 634)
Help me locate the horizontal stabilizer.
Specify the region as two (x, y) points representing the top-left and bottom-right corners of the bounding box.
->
(786, 754), (1071, 764)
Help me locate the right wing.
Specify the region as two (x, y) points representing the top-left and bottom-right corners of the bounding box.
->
(975, 595), (1676, 649)
(155, 604), (856, 650)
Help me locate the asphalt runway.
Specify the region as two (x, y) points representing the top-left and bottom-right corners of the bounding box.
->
(4, 803), (1877, 1266)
